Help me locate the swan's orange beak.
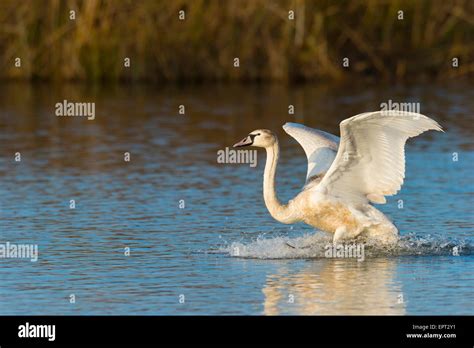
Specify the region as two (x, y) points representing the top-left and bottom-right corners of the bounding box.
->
(233, 135), (253, 148)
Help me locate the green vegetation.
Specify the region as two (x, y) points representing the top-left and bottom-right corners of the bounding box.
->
(0, 0), (472, 83)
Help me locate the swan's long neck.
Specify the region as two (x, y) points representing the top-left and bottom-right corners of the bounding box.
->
(263, 140), (297, 224)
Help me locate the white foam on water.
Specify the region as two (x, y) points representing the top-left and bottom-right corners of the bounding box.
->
(215, 232), (472, 259)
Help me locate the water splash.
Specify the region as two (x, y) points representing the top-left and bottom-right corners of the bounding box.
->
(215, 232), (473, 259)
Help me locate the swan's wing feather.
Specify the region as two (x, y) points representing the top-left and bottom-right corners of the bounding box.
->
(315, 111), (443, 205)
(283, 122), (339, 182)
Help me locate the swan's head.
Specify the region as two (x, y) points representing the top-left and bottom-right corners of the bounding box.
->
(233, 129), (276, 148)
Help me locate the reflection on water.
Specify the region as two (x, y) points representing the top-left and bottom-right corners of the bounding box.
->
(263, 259), (405, 315)
(0, 81), (473, 315)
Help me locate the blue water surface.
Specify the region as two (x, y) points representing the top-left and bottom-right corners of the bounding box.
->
(0, 82), (472, 315)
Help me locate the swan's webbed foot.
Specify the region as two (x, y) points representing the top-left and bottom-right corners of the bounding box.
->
(285, 241), (313, 249)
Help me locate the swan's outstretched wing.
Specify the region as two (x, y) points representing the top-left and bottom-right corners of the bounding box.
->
(283, 122), (339, 183)
(314, 111), (443, 205)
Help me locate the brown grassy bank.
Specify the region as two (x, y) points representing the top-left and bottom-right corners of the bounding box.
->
(0, 0), (473, 83)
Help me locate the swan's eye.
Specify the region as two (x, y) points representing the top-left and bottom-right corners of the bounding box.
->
(248, 133), (260, 141)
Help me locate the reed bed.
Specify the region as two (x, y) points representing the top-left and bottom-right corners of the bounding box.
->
(0, 0), (472, 83)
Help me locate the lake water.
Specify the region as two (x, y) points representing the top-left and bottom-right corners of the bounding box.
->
(0, 81), (472, 315)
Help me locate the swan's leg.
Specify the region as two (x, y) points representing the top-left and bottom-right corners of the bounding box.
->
(333, 226), (364, 244)
(333, 226), (348, 244)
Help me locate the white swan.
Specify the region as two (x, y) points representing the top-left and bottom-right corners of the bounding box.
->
(233, 111), (443, 245)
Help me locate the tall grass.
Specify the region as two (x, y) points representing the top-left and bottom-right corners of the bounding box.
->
(0, 0), (473, 83)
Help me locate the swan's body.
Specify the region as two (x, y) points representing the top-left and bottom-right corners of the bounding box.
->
(234, 111), (443, 245)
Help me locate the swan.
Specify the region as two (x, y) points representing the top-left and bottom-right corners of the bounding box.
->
(233, 111), (443, 245)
